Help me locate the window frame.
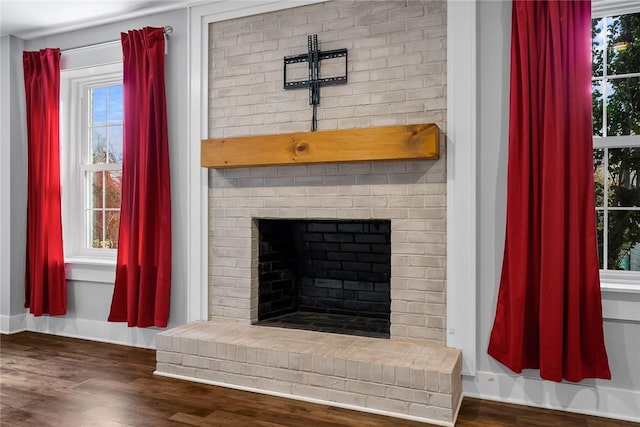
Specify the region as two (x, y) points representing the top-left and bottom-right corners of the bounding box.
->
(61, 59), (123, 272)
(591, 5), (640, 293)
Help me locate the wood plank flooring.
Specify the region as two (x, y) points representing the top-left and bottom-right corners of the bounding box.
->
(1, 332), (636, 426)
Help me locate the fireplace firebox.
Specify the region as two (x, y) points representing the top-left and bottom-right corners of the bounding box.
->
(256, 219), (391, 338)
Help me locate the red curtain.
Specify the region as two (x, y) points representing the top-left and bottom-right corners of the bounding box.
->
(108, 27), (171, 328)
(23, 49), (66, 316)
(488, 0), (611, 382)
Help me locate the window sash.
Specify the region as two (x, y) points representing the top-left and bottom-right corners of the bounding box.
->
(592, 13), (640, 278)
(593, 135), (640, 149)
(61, 62), (123, 260)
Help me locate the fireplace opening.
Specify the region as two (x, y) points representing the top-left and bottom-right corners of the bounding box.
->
(256, 219), (391, 338)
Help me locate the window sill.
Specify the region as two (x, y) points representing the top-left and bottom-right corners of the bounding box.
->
(601, 282), (640, 294)
(600, 277), (640, 322)
(65, 257), (116, 284)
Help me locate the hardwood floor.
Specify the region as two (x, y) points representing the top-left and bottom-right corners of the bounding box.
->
(0, 332), (636, 426)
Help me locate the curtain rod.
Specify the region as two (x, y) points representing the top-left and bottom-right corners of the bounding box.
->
(61, 25), (173, 54)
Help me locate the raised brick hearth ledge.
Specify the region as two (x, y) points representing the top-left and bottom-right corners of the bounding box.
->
(155, 320), (462, 426)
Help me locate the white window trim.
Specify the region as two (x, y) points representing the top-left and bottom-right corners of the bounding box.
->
(60, 44), (122, 283)
(592, 0), (640, 19)
(590, 2), (640, 319)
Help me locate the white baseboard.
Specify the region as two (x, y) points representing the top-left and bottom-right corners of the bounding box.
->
(0, 313), (27, 334)
(463, 370), (640, 423)
(25, 315), (159, 349)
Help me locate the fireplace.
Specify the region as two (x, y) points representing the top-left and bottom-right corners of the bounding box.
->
(154, 1), (462, 425)
(205, 169), (446, 344)
(256, 219), (391, 338)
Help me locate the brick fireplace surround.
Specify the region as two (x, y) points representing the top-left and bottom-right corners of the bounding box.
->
(156, 1), (462, 425)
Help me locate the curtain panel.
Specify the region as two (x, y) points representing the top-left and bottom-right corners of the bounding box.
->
(23, 48), (67, 316)
(488, 0), (611, 382)
(108, 27), (172, 328)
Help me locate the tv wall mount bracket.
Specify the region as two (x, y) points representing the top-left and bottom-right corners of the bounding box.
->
(283, 34), (348, 132)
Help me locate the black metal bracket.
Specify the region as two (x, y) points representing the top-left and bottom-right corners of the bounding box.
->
(284, 34), (348, 132)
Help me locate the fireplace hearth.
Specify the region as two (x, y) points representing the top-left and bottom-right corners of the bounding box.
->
(256, 219), (391, 338)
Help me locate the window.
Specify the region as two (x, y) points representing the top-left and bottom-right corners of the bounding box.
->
(61, 54), (123, 263)
(591, 12), (640, 277)
(85, 84), (123, 249)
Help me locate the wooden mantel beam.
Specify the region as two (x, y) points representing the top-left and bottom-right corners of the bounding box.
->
(201, 124), (440, 169)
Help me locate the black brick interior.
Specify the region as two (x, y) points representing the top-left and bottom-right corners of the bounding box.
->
(257, 219), (391, 338)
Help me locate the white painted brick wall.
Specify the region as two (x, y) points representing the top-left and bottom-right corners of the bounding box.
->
(208, 0), (447, 344)
(208, 176), (447, 343)
(209, 0), (446, 137)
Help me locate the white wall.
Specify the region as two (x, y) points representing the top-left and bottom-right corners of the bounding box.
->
(466, 1), (640, 422)
(0, 8), (190, 347)
(0, 36), (12, 329)
(8, 36), (27, 320)
(0, 34), (28, 333)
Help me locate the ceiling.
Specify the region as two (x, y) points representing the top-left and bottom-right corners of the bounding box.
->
(2, 0), (639, 41)
(0, 0), (193, 39)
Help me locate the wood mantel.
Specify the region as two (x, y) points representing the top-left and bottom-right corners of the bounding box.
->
(201, 124), (440, 168)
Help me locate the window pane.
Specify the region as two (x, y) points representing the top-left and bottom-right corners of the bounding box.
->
(630, 241), (640, 271)
(608, 147), (640, 207)
(107, 85), (123, 125)
(91, 127), (108, 164)
(607, 210), (640, 271)
(596, 210), (604, 270)
(104, 211), (120, 249)
(89, 172), (104, 209)
(606, 13), (640, 76)
(594, 148), (605, 207)
(91, 87), (106, 126)
(108, 125), (123, 163)
(89, 210), (104, 249)
(607, 77), (640, 136)
(105, 171), (122, 209)
(592, 17), (604, 77)
(592, 81), (603, 136)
